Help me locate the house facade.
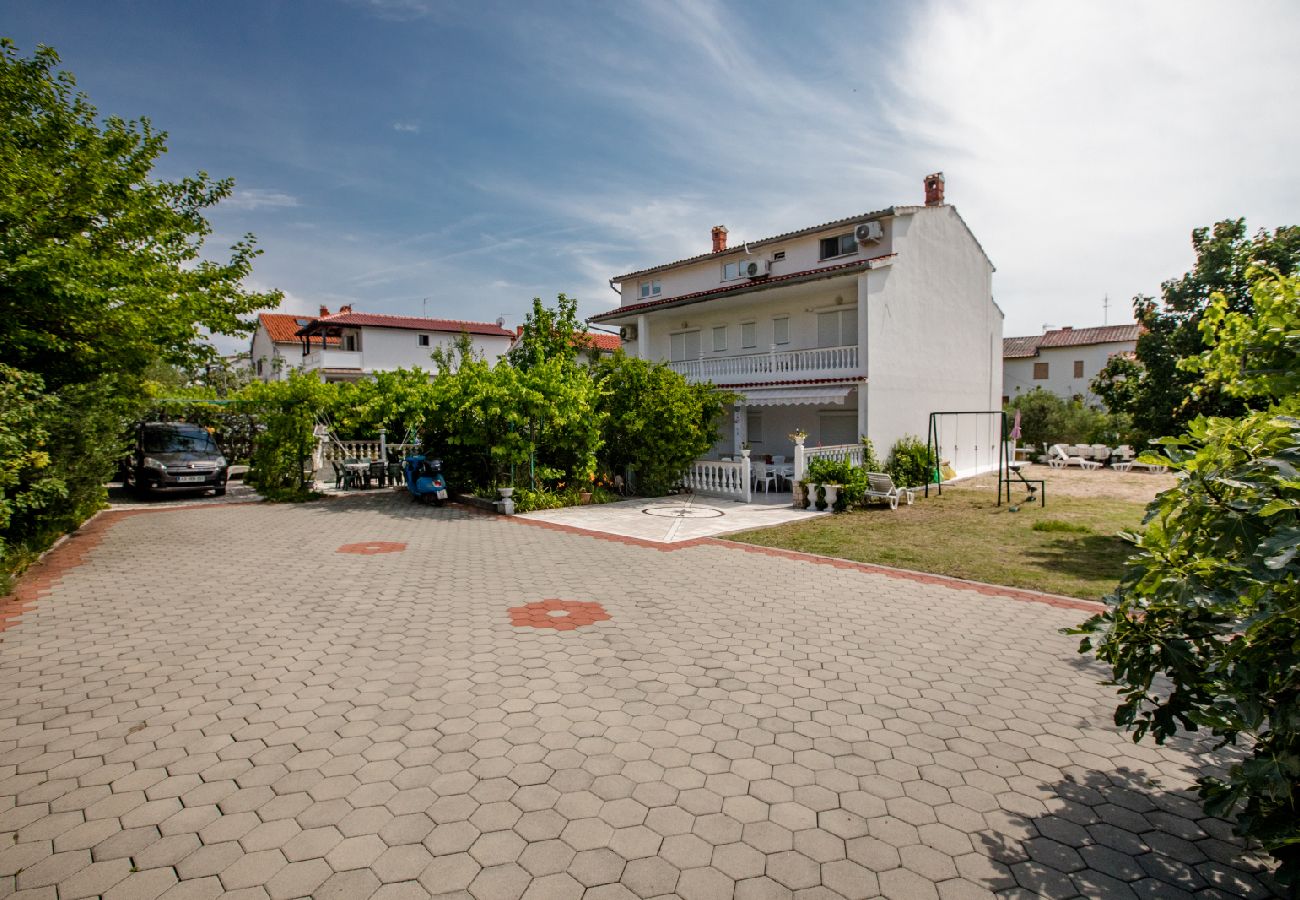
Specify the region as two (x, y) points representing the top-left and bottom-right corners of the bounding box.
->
(590, 174), (1004, 478)
(292, 307), (514, 382)
(249, 312), (329, 381)
(1003, 325), (1139, 405)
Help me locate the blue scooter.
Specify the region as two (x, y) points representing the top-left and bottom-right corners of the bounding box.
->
(402, 455), (448, 506)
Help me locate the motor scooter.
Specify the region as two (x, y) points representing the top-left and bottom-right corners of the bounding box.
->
(402, 455), (448, 506)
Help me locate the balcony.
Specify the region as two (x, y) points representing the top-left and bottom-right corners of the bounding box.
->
(303, 349), (364, 371)
(667, 345), (858, 383)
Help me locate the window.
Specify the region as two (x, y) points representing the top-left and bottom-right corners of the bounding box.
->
(1033, 362), (1049, 379)
(418, 334), (430, 347)
(819, 234), (856, 260)
(256, 359), (264, 376)
(639, 279), (662, 299)
(772, 251), (786, 261)
(669, 330), (701, 362)
(722, 261), (740, 281)
(741, 322), (757, 349)
(344, 334), (358, 352)
(1073, 360), (1084, 378)
(817, 308), (858, 347)
(772, 317), (790, 345)
(819, 412), (857, 446)
(746, 410), (763, 444)
(712, 326), (727, 352)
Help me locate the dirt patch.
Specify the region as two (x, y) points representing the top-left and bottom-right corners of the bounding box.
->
(957, 464), (1175, 503)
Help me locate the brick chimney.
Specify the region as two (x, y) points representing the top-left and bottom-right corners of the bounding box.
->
(339, 304), (353, 314)
(711, 226), (728, 253)
(924, 172), (945, 206)
(319, 305), (330, 317)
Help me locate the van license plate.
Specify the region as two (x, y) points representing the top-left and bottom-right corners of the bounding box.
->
(436, 489), (447, 499)
(176, 476), (205, 483)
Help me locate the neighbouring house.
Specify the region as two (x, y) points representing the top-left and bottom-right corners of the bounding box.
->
(589, 173), (1004, 478)
(250, 310), (337, 381)
(1002, 324), (1139, 405)
(273, 306), (514, 383)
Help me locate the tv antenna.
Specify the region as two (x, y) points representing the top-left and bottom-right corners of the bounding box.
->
(422, 297), (429, 318)
(1103, 293), (1109, 325)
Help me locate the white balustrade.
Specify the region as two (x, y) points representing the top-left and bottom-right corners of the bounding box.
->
(322, 441), (418, 462)
(668, 345), (858, 383)
(682, 458), (752, 502)
(803, 443), (865, 469)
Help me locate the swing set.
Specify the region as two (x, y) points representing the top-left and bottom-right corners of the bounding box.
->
(924, 410), (1045, 508)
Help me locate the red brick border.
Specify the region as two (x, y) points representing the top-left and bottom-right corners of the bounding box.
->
(504, 515), (1104, 614)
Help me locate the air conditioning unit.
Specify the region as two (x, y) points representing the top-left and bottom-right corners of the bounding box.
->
(619, 324), (638, 342)
(855, 220), (884, 244)
(739, 258), (770, 278)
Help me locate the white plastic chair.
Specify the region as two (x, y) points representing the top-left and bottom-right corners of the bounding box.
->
(753, 462), (778, 493)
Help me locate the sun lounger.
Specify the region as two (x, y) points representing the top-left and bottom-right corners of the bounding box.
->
(865, 473), (915, 510)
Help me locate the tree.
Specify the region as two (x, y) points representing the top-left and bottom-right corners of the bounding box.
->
(506, 293), (587, 371)
(1071, 272), (1300, 889)
(595, 355), (729, 495)
(1098, 220), (1300, 442)
(0, 40), (279, 573)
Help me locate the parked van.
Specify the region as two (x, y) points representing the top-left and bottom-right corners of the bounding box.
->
(124, 422), (229, 496)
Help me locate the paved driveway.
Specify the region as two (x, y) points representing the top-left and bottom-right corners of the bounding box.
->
(0, 494), (1278, 898)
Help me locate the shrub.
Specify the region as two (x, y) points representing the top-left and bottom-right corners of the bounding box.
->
(885, 435), (934, 488)
(240, 372), (335, 501)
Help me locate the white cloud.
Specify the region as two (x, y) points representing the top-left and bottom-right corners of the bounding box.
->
(887, 0), (1300, 334)
(392, 120), (421, 133)
(223, 188), (300, 212)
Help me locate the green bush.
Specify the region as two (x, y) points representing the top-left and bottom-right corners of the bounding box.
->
(885, 435), (934, 488)
(240, 372), (335, 501)
(1004, 388), (1127, 448)
(596, 356), (730, 496)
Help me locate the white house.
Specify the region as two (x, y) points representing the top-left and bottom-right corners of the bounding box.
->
(249, 311), (330, 381)
(1003, 325), (1139, 405)
(264, 306), (514, 383)
(590, 173), (1004, 479)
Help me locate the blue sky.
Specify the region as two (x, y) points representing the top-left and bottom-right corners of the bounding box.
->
(7, 1), (1300, 352)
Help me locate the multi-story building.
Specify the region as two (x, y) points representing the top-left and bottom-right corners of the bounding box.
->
(589, 174), (1004, 476)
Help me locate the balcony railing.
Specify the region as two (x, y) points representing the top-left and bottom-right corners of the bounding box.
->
(668, 345), (858, 383)
(303, 349), (364, 371)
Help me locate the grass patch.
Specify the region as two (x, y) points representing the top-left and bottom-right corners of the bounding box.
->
(725, 486), (1148, 601)
(1031, 519), (1092, 534)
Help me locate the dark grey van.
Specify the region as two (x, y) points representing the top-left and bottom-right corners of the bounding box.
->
(124, 422), (229, 496)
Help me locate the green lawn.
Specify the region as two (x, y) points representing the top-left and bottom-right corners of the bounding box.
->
(725, 486), (1149, 601)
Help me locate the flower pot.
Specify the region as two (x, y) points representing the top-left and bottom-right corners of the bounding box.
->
(498, 487), (514, 499)
(823, 484), (840, 510)
(579, 490), (592, 505)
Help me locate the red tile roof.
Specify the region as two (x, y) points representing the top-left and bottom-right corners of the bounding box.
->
(580, 332), (622, 353)
(300, 311), (513, 338)
(590, 256), (893, 324)
(1037, 324), (1140, 348)
(258, 313), (339, 345)
(1003, 324), (1139, 359)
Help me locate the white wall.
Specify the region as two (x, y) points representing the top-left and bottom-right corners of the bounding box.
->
(616, 220), (894, 305)
(863, 206), (1002, 478)
(250, 329), (303, 382)
(345, 327), (511, 372)
(1003, 340), (1135, 405)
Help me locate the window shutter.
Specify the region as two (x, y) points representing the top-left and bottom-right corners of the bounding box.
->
(817, 312), (839, 348)
(742, 322), (757, 348)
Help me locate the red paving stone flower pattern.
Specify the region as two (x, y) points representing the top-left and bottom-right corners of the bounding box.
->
(336, 540), (408, 555)
(509, 598), (612, 630)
